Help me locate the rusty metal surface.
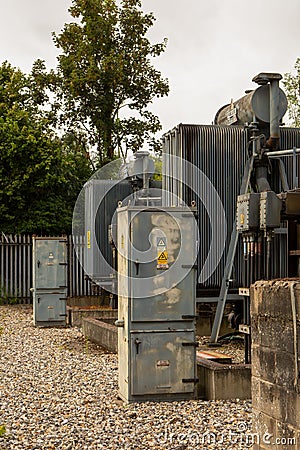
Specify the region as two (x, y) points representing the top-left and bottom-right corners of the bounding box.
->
(215, 85), (287, 126)
(196, 350), (232, 364)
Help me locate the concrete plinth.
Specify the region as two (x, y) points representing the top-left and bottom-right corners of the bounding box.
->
(196, 357), (251, 400)
(68, 307), (118, 327)
(82, 317), (118, 353)
(82, 315), (251, 400)
(67, 296), (110, 308)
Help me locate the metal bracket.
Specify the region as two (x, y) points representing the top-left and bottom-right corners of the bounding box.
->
(239, 288), (250, 296)
(115, 319), (125, 328)
(239, 324), (251, 335)
(182, 342), (199, 347)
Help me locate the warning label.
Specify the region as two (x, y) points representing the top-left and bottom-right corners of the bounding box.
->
(157, 250), (169, 269)
(156, 237), (168, 269)
(157, 251), (168, 262)
(157, 237), (166, 247)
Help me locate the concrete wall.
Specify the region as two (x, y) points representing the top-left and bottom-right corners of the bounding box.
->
(197, 358), (251, 400)
(67, 296), (110, 308)
(251, 280), (300, 450)
(68, 307), (118, 327)
(82, 317), (118, 353)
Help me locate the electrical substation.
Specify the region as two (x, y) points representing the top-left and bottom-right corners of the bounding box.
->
(33, 72), (300, 405)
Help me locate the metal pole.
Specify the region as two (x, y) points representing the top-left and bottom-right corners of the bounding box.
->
(265, 148), (300, 157)
(267, 78), (280, 149)
(266, 233), (272, 280)
(293, 147), (299, 189)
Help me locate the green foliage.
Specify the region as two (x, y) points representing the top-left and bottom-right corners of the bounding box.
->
(0, 279), (18, 305)
(52, 0), (169, 165)
(0, 424), (6, 437)
(0, 0), (168, 234)
(152, 155), (162, 181)
(0, 62), (92, 235)
(283, 58), (300, 127)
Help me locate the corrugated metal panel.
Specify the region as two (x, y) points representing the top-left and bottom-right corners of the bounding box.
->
(84, 179), (133, 286)
(162, 124), (248, 292)
(162, 124), (300, 294)
(0, 234), (32, 302)
(68, 234), (96, 298)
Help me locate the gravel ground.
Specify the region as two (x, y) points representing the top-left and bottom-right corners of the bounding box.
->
(0, 305), (252, 450)
(197, 336), (246, 364)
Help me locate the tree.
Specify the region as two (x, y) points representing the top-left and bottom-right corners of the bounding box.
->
(283, 58), (300, 127)
(0, 62), (92, 235)
(52, 0), (169, 165)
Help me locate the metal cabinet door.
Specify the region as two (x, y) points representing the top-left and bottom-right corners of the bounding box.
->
(34, 239), (67, 289)
(131, 331), (196, 396)
(34, 293), (66, 322)
(129, 210), (196, 322)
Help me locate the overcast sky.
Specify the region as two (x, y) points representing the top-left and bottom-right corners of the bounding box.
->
(0, 0), (299, 134)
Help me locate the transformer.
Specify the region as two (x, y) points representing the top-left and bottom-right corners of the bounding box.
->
(83, 152), (161, 297)
(162, 72), (300, 358)
(82, 71), (299, 393)
(163, 124), (300, 296)
(84, 179), (132, 290)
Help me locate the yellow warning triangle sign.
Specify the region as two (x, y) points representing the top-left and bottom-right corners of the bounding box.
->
(158, 251), (168, 261)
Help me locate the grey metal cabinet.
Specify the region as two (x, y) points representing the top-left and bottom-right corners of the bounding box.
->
(32, 237), (67, 326)
(130, 331), (196, 396)
(117, 206), (198, 402)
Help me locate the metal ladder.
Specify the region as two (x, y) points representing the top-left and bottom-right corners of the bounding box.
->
(210, 154), (255, 343)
